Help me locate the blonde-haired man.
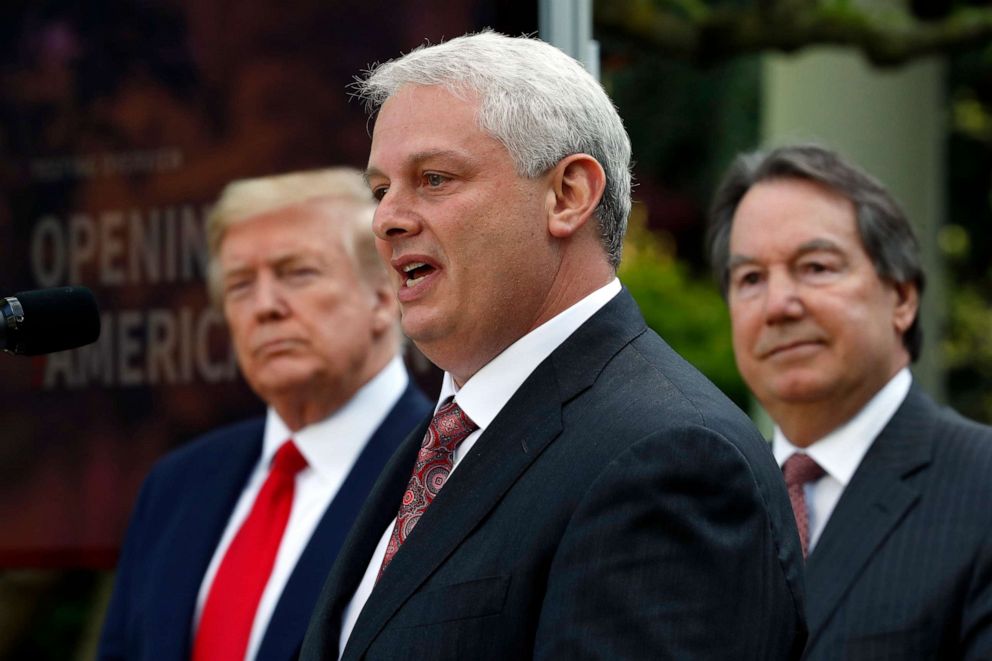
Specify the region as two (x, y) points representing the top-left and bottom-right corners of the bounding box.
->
(99, 168), (430, 661)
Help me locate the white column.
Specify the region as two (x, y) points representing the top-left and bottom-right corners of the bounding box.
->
(539, 0), (600, 79)
(762, 48), (946, 398)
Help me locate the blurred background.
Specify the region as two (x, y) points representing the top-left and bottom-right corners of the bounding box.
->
(1, 0), (990, 658)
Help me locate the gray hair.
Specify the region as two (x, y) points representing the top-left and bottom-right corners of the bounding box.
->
(206, 168), (387, 305)
(353, 30), (633, 269)
(707, 144), (925, 361)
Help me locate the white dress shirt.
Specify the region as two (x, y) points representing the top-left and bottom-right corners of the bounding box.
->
(338, 278), (622, 656)
(772, 367), (912, 553)
(193, 355), (409, 661)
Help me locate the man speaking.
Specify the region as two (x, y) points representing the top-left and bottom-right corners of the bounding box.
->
(301, 32), (806, 660)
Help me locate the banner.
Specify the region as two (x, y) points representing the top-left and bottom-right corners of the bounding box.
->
(0, 0), (533, 567)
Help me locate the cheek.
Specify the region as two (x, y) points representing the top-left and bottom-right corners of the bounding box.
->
(313, 294), (375, 343)
(729, 306), (760, 349)
(224, 312), (252, 355)
(374, 237), (391, 263)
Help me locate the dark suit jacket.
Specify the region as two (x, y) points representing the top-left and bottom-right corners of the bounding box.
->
(97, 382), (430, 661)
(301, 290), (807, 660)
(804, 385), (992, 660)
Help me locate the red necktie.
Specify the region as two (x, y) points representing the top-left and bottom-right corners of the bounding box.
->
(192, 440), (307, 661)
(378, 399), (477, 579)
(782, 453), (825, 559)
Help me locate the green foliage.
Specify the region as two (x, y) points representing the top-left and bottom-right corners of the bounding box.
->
(619, 216), (749, 408)
(944, 49), (992, 423)
(942, 285), (992, 423)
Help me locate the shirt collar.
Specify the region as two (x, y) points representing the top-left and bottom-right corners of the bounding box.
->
(262, 355), (409, 480)
(437, 278), (622, 430)
(773, 367), (912, 485)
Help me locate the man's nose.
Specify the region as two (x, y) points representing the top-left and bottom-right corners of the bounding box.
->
(372, 187), (421, 241)
(764, 271), (804, 323)
(251, 273), (289, 321)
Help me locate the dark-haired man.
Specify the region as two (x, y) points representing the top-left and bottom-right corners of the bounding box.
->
(709, 144), (992, 660)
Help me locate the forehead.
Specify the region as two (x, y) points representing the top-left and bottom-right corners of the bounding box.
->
(368, 84), (508, 171)
(730, 178), (861, 256)
(219, 201), (349, 264)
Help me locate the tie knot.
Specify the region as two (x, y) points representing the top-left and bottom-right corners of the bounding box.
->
(425, 399), (478, 452)
(782, 453), (825, 488)
(271, 440), (307, 477)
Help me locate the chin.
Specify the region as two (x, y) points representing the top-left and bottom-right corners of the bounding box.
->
(400, 311), (450, 348)
(767, 378), (837, 405)
(253, 366), (316, 392)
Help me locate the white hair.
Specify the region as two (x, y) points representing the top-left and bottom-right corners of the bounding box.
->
(354, 30), (633, 268)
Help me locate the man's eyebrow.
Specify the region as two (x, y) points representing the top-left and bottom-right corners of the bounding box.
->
(795, 238), (843, 255)
(222, 249), (315, 274)
(365, 149), (472, 182)
(363, 166), (384, 185)
(728, 254), (758, 271)
(728, 238), (844, 271)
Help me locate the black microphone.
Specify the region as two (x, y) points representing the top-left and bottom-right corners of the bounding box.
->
(1, 286), (101, 356)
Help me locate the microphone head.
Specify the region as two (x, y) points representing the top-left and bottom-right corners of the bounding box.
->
(3, 286), (101, 355)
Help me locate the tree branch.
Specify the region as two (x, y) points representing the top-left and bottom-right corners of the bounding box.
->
(596, 1), (992, 66)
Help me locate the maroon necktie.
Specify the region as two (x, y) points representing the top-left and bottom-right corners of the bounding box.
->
(782, 453), (826, 559)
(378, 399), (477, 579)
(192, 440), (308, 661)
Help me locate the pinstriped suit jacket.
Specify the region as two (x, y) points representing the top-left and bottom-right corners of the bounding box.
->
(804, 385), (992, 660)
(301, 290), (807, 660)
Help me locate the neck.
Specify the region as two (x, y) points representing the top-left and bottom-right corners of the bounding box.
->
(769, 402), (858, 448)
(447, 268), (614, 387)
(272, 398), (340, 433)
(268, 349), (395, 432)
(766, 362), (909, 447)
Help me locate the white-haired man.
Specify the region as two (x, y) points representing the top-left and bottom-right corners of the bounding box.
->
(98, 169), (431, 661)
(301, 32), (806, 661)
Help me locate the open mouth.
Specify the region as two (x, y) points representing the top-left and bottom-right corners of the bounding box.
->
(402, 262), (436, 287)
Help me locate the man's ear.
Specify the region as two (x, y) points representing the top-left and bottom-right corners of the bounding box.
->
(547, 154), (606, 239)
(369, 281), (399, 337)
(891, 280), (919, 336)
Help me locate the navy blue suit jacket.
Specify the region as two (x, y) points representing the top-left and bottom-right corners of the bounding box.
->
(804, 385), (992, 660)
(301, 290), (807, 660)
(97, 382), (430, 661)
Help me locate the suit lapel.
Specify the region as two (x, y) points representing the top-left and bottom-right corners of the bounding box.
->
(259, 385), (428, 661)
(343, 290), (647, 658)
(154, 424), (263, 660)
(804, 386), (935, 644)
(302, 414), (430, 657)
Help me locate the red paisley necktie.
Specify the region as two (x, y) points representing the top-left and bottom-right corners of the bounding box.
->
(782, 453), (826, 559)
(378, 399), (477, 579)
(192, 439), (307, 661)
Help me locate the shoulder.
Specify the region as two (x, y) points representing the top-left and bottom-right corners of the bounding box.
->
(604, 327), (763, 449)
(563, 326), (792, 523)
(901, 389), (992, 464)
(926, 399), (992, 481)
(873, 390), (992, 525)
(141, 416), (265, 491)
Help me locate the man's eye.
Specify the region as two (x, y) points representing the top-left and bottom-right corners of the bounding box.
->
(801, 261), (835, 276)
(425, 173), (447, 188)
(736, 271), (762, 287)
(372, 186), (388, 201)
(285, 268), (319, 283)
(224, 280), (251, 298)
